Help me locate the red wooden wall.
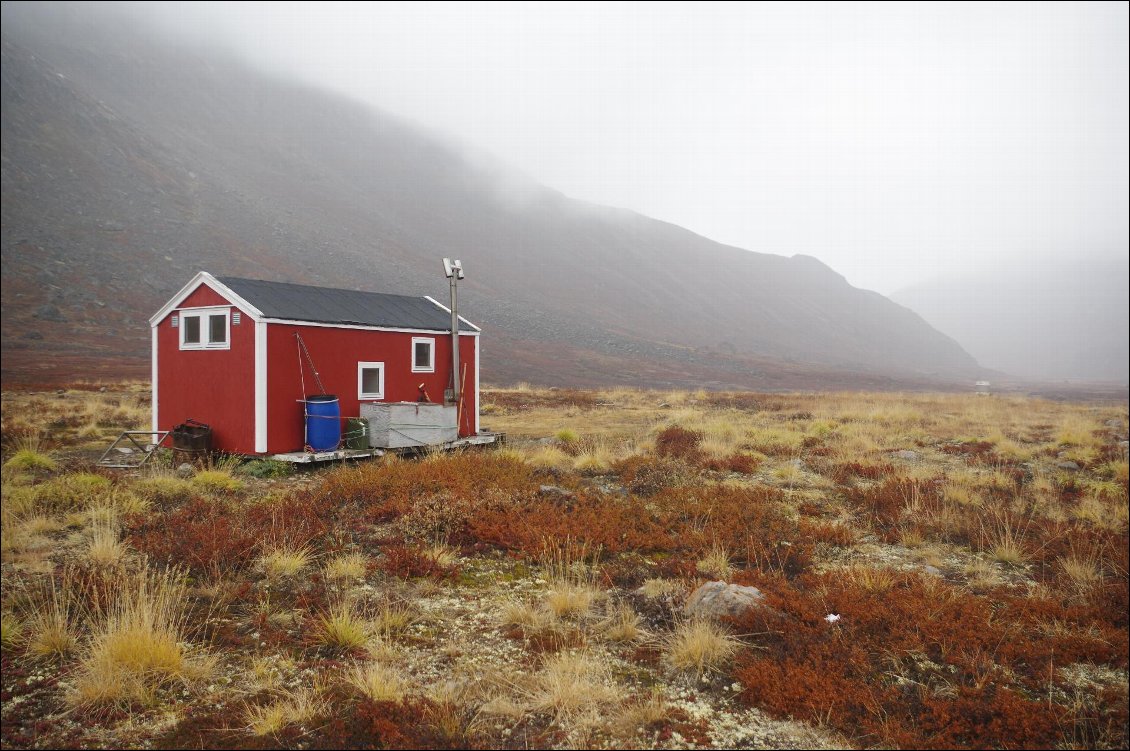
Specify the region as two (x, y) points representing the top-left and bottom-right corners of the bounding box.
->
(155, 285), (256, 453)
(264, 323), (478, 454)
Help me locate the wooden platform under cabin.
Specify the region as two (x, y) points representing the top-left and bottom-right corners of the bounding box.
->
(269, 431), (505, 463)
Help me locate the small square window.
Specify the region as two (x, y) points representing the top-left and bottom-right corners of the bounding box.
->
(411, 337), (435, 373)
(358, 362), (385, 399)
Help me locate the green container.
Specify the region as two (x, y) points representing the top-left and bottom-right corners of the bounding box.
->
(344, 418), (369, 450)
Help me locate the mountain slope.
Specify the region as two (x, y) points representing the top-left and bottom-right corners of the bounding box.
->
(1, 4), (980, 389)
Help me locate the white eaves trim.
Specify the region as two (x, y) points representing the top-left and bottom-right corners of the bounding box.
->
(259, 318), (479, 336)
(424, 295), (482, 332)
(149, 271), (264, 327)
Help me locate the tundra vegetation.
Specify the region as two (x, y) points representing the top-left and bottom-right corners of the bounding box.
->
(1, 382), (1127, 749)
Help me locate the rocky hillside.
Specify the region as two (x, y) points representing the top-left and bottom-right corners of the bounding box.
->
(1, 3), (980, 388)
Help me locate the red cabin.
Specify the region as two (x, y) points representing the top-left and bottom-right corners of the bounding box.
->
(149, 272), (481, 455)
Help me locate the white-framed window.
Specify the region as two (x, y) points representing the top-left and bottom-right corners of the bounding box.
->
(358, 361), (385, 399)
(411, 337), (435, 373)
(179, 307), (230, 350)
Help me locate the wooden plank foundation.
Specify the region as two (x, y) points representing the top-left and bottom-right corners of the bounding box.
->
(269, 432), (504, 464)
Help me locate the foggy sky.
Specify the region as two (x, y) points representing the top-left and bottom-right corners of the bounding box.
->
(122, 2), (1128, 294)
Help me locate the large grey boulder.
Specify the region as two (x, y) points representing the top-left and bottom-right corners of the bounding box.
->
(685, 581), (766, 620)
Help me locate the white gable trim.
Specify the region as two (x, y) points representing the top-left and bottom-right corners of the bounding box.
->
(149, 271), (264, 327)
(259, 318), (479, 336)
(423, 295), (482, 332)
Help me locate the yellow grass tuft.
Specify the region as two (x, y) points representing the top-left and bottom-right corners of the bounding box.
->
(1, 612), (24, 649)
(599, 603), (645, 642)
(318, 603), (371, 650)
(3, 435), (57, 473)
(246, 687), (325, 736)
(373, 599), (416, 638)
(637, 578), (683, 600)
(424, 542), (460, 568)
(191, 469), (244, 494)
(346, 660), (407, 703)
(696, 543), (734, 580)
(24, 569), (80, 658)
(531, 651), (615, 718)
(86, 520), (127, 567)
(664, 619), (739, 676)
(542, 538), (605, 619)
(615, 688), (668, 738)
(846, 565), (898, 594)
(260, 544), (314, 578)
(323, 552), (369, 582)
(69, 566), (211, 710)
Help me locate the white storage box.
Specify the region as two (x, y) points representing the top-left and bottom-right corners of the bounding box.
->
(360, 402), (458, 448)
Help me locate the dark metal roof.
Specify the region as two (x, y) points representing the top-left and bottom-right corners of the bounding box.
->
(218, 277), (475, 332)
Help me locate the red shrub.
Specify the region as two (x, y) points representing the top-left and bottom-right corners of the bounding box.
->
(654, 425), (704, 461)
(379, 544), (460, 580)
(128, 497), (261, 577)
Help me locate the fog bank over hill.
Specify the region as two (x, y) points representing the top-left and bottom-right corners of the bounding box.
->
(891, 253), (1129, 383)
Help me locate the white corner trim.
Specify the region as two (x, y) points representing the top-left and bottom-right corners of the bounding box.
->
(149, 271), (264, 326)
(255, 320), (267, 453)
(423, 295), (482, 332)
(151, 326), (159, 434)
(474, 335), (480, 435)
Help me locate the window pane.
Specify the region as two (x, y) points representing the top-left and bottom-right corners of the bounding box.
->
(183, 316), (200, 344)
(415, 341), (431, 368)
(209, 314), (227, 344)
(361, 367), (381, 395)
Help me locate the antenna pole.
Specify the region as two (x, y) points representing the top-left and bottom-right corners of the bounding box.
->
(449, 271), (460, 407)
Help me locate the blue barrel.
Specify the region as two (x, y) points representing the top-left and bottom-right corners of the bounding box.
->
(305, 394), (341, 451)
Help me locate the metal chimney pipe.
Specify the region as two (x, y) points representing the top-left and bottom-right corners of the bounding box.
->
(443, 258), (464, 406)
(449, 271), (460, 407)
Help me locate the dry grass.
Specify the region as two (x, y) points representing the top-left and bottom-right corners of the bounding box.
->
(191, 469), (244, 494)
(614, 688), (668, 739)
(530, 651), (616, 718)
(424, 542), (460, 568)
(542, 538), (605, 619)
(246, 687), (325, 737)
(599, 603), (645, 642)
(23, 568), (81, 658)
(637, 578), (684, 600)
(1, 383), (1127, 749)
(69, 566), (211, 710)
(345, 660), (407, 702)
(846, 565), (899, 594)
(260, 544), (314, 579)
(318, 602), (371, 650)
(664, 619), (739, 676)
(3, 434), (58, 473)
(322, 552), (369, 582)
(86, 520), (127, 567)
(696, 543), (734, 580)
(372, 598), (416, 638)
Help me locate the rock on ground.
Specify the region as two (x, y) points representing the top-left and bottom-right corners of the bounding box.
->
(685, 581), (766, 620)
